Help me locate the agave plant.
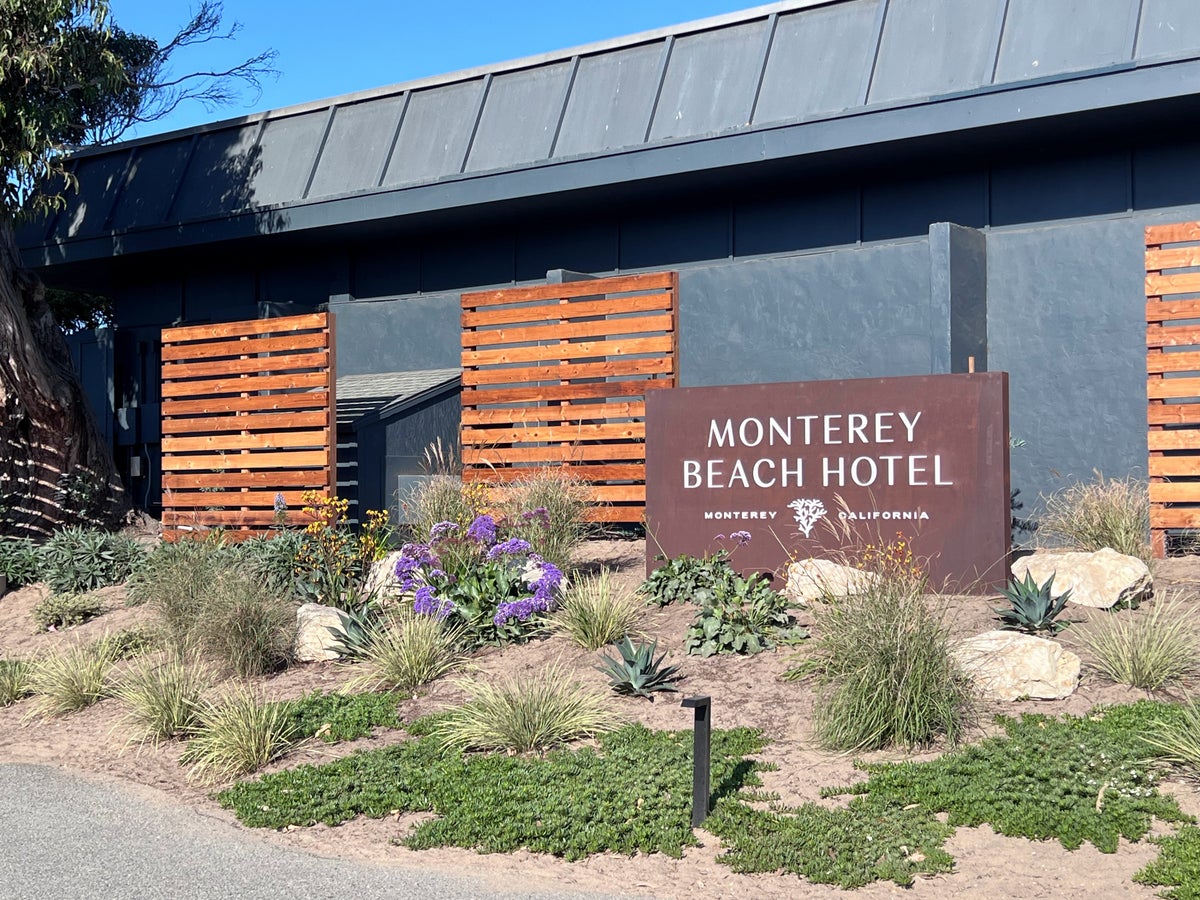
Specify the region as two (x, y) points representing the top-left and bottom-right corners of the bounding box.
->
(995, 571), (1072, 634)
(597, 637), (682, 701)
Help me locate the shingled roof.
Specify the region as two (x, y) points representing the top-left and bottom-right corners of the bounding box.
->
(20, 0), (1200, 267)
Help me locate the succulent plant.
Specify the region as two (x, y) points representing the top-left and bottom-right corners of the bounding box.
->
(597, 637), (682, 701)
(995, 571), (1072, 634)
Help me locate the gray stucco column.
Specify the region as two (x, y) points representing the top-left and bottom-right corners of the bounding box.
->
(929, 222), (988, 374)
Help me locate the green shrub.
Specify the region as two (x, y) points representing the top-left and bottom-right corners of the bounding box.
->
(433, 662), (621, 753)
(1136, 825), (1200, 899)
(639, 551), (734, 607)
(199, 568), (296, 677)
(31, 591), (105, 632)
(181, 687), (299, 783)
(685, 572), (804, 657)
(235, 531), (303, 596)
(496, 469), (592, 571)
(551, 569), (642, 651)
(26, 639), (120, 717)
(342, 612), (464, 694)
(39, 526), (145, 593)
(597, 637), (681, 700)
(803, 581), (972, 751)
(1073, 594), (1200, 690)
(0, 659), (34, 706)
(1040, 473), (1151, 563)
(113, 653), (210, 745)
(282, 690), (401, 743)
(218, 724), (766, 862)
(0, 538), (43, 587)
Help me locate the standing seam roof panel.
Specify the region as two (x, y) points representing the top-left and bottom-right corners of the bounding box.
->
(307, 96), (408, 199)
(554, 42), (666, 156)
(383, 80), (485, 186)
(465, 61), (574, 172)
(995, 0), (1141, 84)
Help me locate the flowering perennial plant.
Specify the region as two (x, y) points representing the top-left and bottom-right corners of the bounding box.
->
(394, 513), (565, 646)
(294, 491), (395, 610)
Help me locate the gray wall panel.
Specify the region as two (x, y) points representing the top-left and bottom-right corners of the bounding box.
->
(987, 219), (1146, 522)
(466, 62), (572, 172)
(555, 43), (663, 156)
(863, 170), (987, 240)
(332, 294), (462, 377)
(383, 80), (484, 186)
(61, 153), (130, 237)
(755, 1), (879, 125)
(249, 112), (327, 207)
(308, 97), (405, 198)
(649, 20), (767, 141)
(1135, 140), (1200, 210)
(170, 126), (261, 220)
(109, 141), (192, 231)
(995, 0), (1138, 84)
(991, 151), (1130, 226)
(1138, 0), (1200, 59)
(677, 241), (932, 387)
(870, 0), (1005, 104)
(734, 188), (860, 256)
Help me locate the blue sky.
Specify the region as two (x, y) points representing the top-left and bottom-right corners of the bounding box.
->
(111, 1), (765, 138)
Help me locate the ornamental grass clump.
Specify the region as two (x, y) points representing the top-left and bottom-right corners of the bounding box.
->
(0, 659), (34, 707)
(551, 569), (642, 651)
(342, 611), (465, 694)
(434, 662), (621, 754)
(803, 573), (972, 751)
(113, 653), (211, 745)
(1040, 472), (1151, 563)
(181, 686), (299, 783)
(199, 568), (296, 677)
(496, 469), (592, 571)
(26, 639), (120, 718)
(1144, 700), (1200, 777)
(1072, 593), (1200, 691)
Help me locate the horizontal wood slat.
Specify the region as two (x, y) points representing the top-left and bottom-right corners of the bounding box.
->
(461, 356), (671, 387)
(160, 331), (329, 362)
(1146, 298), (1200, 321)
(161, 313), (335, 541)
(1148, 224), (1200, 556)
(462, 335), (673, 367)
(462, 272), (675, 307)
(461, 271), (677, 524)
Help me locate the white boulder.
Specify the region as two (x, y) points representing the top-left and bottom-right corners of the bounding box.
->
(1011, 548), (1151, 609)
(295, 603), (348, 662)
(784, 558), (881, 605)
(953, 630), (1081, 701)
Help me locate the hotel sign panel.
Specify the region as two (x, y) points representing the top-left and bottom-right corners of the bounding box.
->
(645, 373), (1010, 592)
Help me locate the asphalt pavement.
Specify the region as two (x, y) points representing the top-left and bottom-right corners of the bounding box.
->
(0, 763), (634, 900)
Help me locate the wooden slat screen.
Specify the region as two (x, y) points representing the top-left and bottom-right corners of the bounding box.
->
(460, 272), (679, 523)
(160, 313), (336, 540)
(1146, 223), (1200, 556)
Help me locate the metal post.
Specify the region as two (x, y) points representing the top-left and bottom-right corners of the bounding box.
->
(681, 695), (712, 827)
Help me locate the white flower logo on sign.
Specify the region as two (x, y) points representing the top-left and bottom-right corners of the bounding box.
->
(788, 498), (827, 538)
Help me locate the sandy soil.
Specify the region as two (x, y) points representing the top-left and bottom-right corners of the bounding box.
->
(3, 542), (1200, 899)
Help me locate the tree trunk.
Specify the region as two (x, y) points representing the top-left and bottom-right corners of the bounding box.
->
(0, 223), (128, 537)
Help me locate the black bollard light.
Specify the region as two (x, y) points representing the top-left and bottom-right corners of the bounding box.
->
(681, 695), (712, 827)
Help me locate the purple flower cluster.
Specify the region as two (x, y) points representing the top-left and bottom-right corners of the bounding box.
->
(486, 537), (532, 560)
(466, 514), (497, 544)
(494, 554), (564, 625)
(520, 507), (550, 527)
(730, 530), (752, 546)
(394, 541), (438, 591)
(430, 521), (460, 540)
(413, 584), (454, 620)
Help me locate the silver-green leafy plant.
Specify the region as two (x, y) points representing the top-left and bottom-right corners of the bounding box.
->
(995, 571), (1071, 634)
(597, 637), (682, 701)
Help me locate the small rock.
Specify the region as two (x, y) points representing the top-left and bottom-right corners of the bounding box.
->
(784, 558), (881, 605)
(952, 630), (1081, 701)
(295, 603), (348, 662)
(363, 551), (405, 602)
(1011, 548), (1151, 609)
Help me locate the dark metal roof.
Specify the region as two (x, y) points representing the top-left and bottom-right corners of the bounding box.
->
(20, 0), (1200, 266)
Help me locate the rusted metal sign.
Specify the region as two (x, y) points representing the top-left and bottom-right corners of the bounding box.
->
(645, 373), (1010, 592)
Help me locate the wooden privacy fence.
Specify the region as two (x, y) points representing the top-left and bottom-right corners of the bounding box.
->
(1146, 222), (1200, 556)
(160, 313), (335, 541)
(460, 272), (679, 523)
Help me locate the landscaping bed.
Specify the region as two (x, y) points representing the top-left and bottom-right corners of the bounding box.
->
(4, 493), (1200, 898)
